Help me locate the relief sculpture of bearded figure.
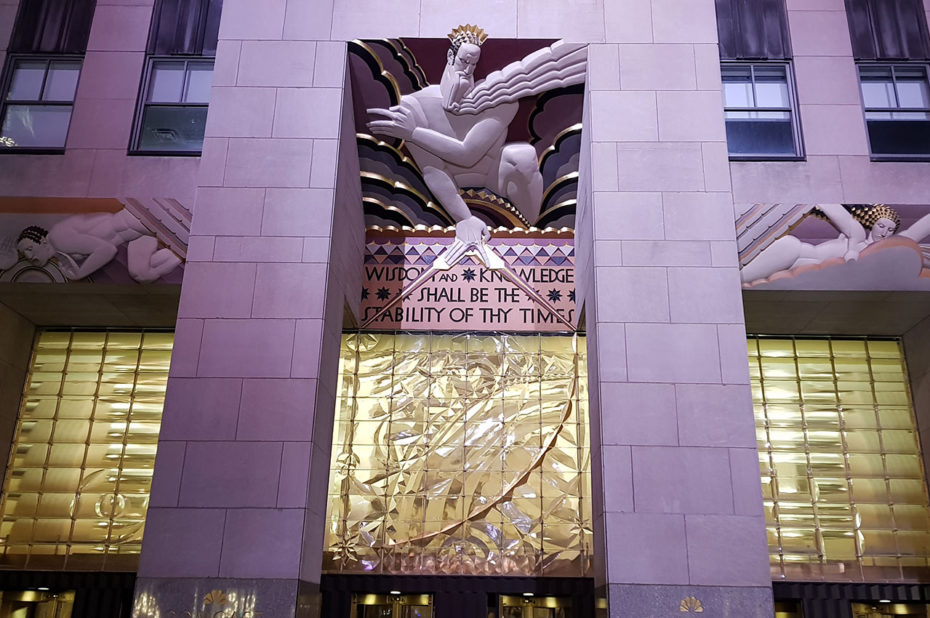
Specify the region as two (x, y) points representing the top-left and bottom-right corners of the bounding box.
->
(367, 25), (586, 268)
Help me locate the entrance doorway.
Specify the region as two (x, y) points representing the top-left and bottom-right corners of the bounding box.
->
(498, 595), (570, 618)
(351, 593), (432, 618)
(0, 590), (75, 618)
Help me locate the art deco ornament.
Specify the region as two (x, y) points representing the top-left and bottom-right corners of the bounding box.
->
(367, 25), (586, 261)
(679, 596), (704, 613)
(447, 24), (488, 51)
(847, 203), (901, 230)
(363, 26), (586, 327)
(738, 203), (930, 285)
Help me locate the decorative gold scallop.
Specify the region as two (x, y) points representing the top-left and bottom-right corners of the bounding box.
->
(679, 596), (704, 613)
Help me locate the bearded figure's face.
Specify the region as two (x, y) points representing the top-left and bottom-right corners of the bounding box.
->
(441, 43), (481, 110)
(452, 43), (480, 77)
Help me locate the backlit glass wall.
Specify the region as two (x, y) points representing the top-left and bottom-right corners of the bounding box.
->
(324, 332), (591, 576)
(0, 331), (171, 571)
(750, 337), (930, 582)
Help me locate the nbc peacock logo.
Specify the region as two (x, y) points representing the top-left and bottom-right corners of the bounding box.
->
(679, 596), (704, 613)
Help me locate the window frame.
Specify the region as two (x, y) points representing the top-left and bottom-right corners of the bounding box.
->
(721, 60), (805, 161)
(857, 61), (930, 162)
(128, 55), (214, 156)
(0, 54), (83, 154)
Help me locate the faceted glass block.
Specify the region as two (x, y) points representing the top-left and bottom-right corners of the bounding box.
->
(749, 336), (930, 581)
(324, 333), (590, 576)
(0, 331), (171, 571)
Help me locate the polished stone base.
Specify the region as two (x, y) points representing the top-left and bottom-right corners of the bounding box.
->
(133, 577), (319, 618)
(608, 584), (773, 618)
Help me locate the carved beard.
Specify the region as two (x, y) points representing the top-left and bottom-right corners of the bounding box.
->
(440, 62), (474, 111)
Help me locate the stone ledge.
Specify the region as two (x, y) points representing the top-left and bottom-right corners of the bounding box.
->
(608, 583), (773, 618)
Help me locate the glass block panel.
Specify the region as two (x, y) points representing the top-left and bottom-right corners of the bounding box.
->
(0, 330), (171, 571)
(324, 333), (590, 576)
(750, 336), (930, 583)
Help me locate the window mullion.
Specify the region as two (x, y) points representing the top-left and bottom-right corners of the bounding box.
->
(890, 66), (902, 109)
(179, 59), (191, 104)
(36, 58), (52, 102)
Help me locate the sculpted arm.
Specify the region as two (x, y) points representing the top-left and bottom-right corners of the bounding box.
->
(48, 223), (117, 280)
(407, 117), (504, 168)
(899, 212), (930, 242)
(368, 105), (505, 168)
(818, 203), (865, 244)
(817, 203), (866, 260)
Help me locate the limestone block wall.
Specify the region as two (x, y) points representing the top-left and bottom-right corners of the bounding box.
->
(135, 0), (364, 614)
(729, 0), (930, 205)
(577, 1), (772, 616)
(0, 0), (198, 204)
(122, 0), (777, 616)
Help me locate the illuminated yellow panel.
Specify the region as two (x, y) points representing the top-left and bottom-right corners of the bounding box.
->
(324, 332), (591, 576)
(750, 336), (930, 583)
(0, 331), (171, 571)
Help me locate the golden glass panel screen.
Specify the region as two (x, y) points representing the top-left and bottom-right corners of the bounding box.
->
(0, 331), (171, 571)
(324, 333), (591, 576)
(749, 337), (930, 582)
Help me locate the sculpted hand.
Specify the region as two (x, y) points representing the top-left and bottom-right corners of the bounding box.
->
(433, 216), (492, 269)
(367, 104), (417, 141)
(456, 215), (490, 246)
(844, 248), (860, 262)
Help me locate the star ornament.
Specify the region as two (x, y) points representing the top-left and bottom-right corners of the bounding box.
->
(376, 287), (391, 301)
(547, 289), (562, 302)
(462, 268), (476, 282)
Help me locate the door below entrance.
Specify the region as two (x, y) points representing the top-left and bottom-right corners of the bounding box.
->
(499, 594), (571, 618)
(321, 575), (594, 618)
(352, 593), (432, 618)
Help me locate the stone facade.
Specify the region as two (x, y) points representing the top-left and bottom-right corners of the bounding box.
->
(0, 0), (930, 617)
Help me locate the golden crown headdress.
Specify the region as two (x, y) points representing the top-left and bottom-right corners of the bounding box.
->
(447, 24), (488, 52)
(847, 203), (900, 230)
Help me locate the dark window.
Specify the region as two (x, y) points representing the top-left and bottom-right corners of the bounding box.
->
(148, 0), (222, 56)
(859, 63), (930, 157)
(715, 0), (792, 60)
(132, 0), (221, 154)
(715, 0), (802, 158)
(1, 0), (96, 151)
(134, 58), (213, 153)
(845, 0), (930, 157)
(9, 0), (96, 54)
(845, 0), (930, 60)
(1, 57), (81, 149)
(722, 62), (802, 158)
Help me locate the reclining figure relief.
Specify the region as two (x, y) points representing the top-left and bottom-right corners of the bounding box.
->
(739, 203), (930, 286)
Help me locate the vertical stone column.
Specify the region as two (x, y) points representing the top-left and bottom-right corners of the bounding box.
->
(133, 0), (362, 615)
(0, 305), (34, 485)
(578, 1), (773, 615)
(786, 0), (867, 182)
(69, 0), (153, 155)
